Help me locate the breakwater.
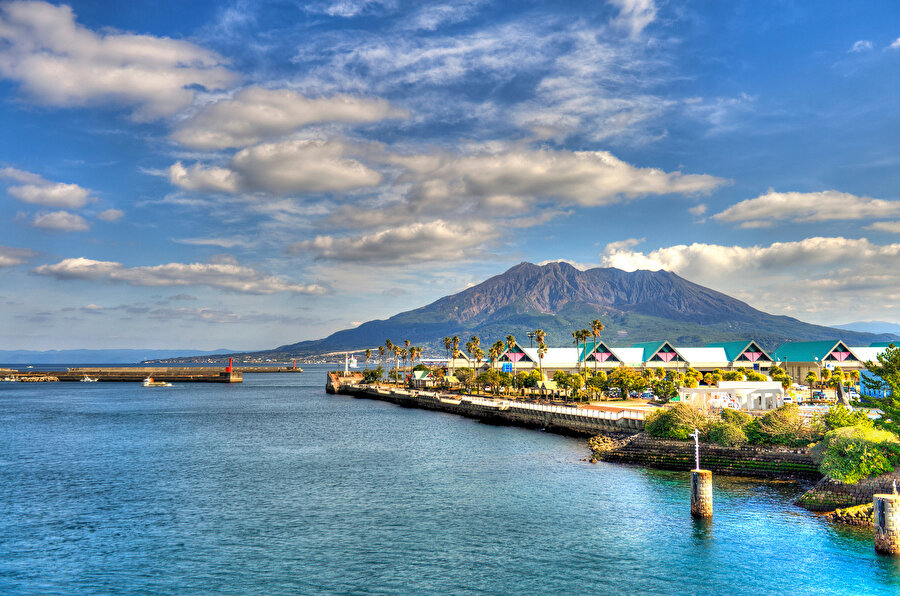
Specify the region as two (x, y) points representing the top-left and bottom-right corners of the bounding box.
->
(328, 375), (646, 436)
(796, 472), (900, 511)
(329, 373), (823, 481)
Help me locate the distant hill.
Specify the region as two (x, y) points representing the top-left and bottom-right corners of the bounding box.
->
(835, 321), (900, 336)
(0, 348), (234, 365)
(203, 261), (895, 360)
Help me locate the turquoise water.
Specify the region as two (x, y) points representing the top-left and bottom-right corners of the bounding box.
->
(2, 364), (898, 595)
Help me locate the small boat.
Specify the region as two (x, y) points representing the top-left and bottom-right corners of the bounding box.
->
(142, 376), (172, 387)
(80, 376), (99, 382)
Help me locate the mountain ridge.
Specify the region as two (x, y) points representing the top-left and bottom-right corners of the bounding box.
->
(156, 261), (897, 361)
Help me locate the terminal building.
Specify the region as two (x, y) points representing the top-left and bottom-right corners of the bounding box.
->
(445, 338), (892, 381)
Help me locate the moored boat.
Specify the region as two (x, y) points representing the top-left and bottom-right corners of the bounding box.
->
(142, 376), (172, 387)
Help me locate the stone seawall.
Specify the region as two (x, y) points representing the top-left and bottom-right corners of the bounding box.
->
(598, 434), (821, 480)
(330, 377), (822, 481)
(796, 472), (900, 511)
(333, 381), (645, 437)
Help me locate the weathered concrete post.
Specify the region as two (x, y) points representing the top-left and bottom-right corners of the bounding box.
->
(691, 469), (713, 518)
(874, 494), (900, 555)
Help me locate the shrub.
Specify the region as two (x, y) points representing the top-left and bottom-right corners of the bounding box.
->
(821, 404), (872, 431)
(720, 408), (753, 428)
(707, 421), (748, 447)
(747, 404), (821, 447)
(814, 425), (900, 484)
(645, 403), (709, 440)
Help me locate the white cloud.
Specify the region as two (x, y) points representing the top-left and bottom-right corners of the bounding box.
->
(174, 236), (254, 248)
(169, 138), (382, 195)
(96, 208), (124, 222)
(599, 236), (900, 323)
(688, 204), (707, 216)
(0, 245), (36, 266)
(33, 257), (327, 295)
(288, 220), (492, 264)
(0, 166), (93, 208)
(168, 161), (240, 193)
(0, 1), (235, 120)
(392, 146), (726, 209)
(866, 221), (900, 233)
(712, 190), (900, 227)
(849, 40), (873, 53)
(609, 0), (657, 38)
(32, 210), (89, 231)
(889, 38), (900, 50)
(302, 0), (396, 18)
(172, 87), (403, 150)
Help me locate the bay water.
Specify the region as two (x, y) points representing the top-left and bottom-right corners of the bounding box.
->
(2, 363), (898, 594)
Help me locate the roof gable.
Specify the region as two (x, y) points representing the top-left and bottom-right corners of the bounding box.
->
(632, 340), (683, 362)
(773, 340), (849, 363)
(581, 340), (619, 363)
(706, 340), (772, 363)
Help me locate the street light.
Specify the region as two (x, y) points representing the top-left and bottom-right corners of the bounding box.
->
(526, 331), (536, 347)
(813, 357), (821, 401)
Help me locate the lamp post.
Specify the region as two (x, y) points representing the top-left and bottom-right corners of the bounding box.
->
(814, 357), (821, 401)
(526, 331), (536, 347)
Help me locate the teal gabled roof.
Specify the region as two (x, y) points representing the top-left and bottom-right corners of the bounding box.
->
(631, 341), (682, 362)
(772, 340), (853, 363)
(500, 341), (534, 363)
(705, 340), (772, 363)
(579, 339), (614, 362)
(412, 370), (432, 380)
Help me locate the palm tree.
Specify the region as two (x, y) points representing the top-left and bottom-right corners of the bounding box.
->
(393, 346), (401, 383)
(492, 340), (505, 372)
(385, 340), (394, 382)
(473, 346), (484, 390)
(443, 336), (452, 368)
(534, 328), (546, 381)
(572, 329), (585, 374)
(451, 335), (460, 379)
(364, 349), (372, 371)
(400, 348), (409, 379)
(591, 319), (605, 375)
(506, 334), (517, 388)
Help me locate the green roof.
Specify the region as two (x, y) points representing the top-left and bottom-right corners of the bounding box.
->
(772, 340), (848, 363)
(631, 341), (668, 362)
(412, 370), (432, 380)
(579, 339), (612, 362)
(705, 340), (772, 363)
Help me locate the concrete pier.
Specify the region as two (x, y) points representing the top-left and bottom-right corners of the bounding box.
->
(691, 470), (713, 518)
(874, 494), (900, 555)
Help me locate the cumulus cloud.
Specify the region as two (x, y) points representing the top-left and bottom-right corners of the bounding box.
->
(599, 236), (900, 322)
(288, 220), (492, 264)
(172, 86), (404, 150)
(890, 38), (900, 50)
(391, 146), (725, 209)
(169, 138), (382, 195)
(0, 245), (36, 266)
(97, 208), (124, 222)
(849, 40), (873, 53)
(33, 257), (327, 294)
(0, 1), (235, 120)
(609, 0), (657, 38)
(0, 166), (93, 208)
(867, 221), (900, 233)
(712, 190), (900, 227)
(31, 210), (89, 231)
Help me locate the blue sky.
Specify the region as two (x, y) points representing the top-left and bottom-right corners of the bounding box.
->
(1, 0), (900, 350)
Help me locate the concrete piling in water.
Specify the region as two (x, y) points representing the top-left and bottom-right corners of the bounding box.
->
(691, 470), (713, 518)
(874, 494), (900, 555)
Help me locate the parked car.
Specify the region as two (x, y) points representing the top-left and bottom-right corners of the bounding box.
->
(640, 390), (655, 400)
(812, 390), (826, 400)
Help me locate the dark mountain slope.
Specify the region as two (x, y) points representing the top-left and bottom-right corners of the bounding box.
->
(263, 261), (894, 356)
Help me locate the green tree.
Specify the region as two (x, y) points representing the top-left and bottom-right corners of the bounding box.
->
(364, 349), (372, 370)
(456, 367), (473, 391)
(804, 371), (817, 387)
(863, 344), (900, 435)
(590, 319), (605, 375)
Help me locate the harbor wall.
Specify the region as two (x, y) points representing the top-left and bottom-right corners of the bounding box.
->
(598, 434), (821, 480)
(331, 378), (645, 436)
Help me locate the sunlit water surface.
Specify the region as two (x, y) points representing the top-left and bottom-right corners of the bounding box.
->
(2, 364), (898, 594)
